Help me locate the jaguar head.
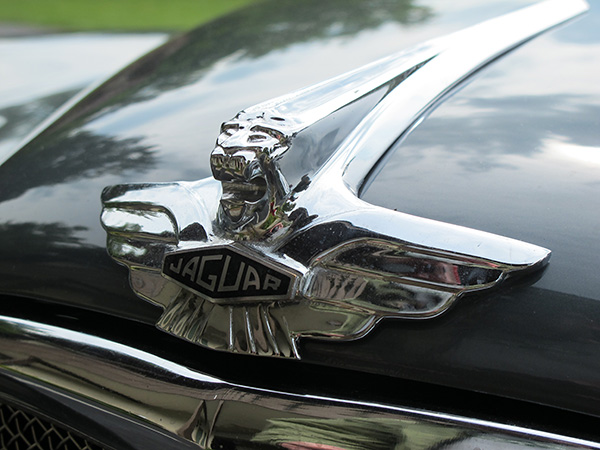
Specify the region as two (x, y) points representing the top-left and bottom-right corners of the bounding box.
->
(210, 115), (292, 239)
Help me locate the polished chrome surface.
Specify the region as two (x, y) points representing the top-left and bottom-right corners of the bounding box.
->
(98, 0), (589, 359)
(1, 315), (598, 450)
(210, 45), (431, 239)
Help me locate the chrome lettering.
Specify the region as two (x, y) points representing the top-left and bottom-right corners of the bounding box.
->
(217, 256), (245, 292)
(242, 265), (261, 291)
(165, 251), (289, 297)
(196, 254), (223, 291)
(169, 258), (183, 274)
(182, 257), (199, 280)
(264, 274), (281, 291)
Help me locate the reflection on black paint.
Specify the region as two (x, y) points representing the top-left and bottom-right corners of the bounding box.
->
(0, 221), (93, 296)
(0, 220), (158, 319)
(46, 0), (431, 129)
(129, 0), (431, 92)
(362, 78), (600, 301)
(0, 89), (79, 156)
(0, 130), (157, 203)
(0, 222), (89, 256)
(366, 94), (600, 178)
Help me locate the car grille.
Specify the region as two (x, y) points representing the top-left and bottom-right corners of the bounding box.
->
(0, 403), (103, 450)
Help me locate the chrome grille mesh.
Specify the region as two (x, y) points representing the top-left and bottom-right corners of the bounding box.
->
(0, 403), (103, 450)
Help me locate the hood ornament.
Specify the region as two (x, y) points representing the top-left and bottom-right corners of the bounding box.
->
(101, 0), (586, 359)
(211, 114), (294, 239)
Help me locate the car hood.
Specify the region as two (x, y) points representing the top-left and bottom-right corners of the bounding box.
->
(1, 0), (599, 418)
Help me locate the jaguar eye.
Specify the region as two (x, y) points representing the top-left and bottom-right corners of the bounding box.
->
(249, 134), (268, 142)
(221, 129), (235, 138)
(220, 123), (242, 137)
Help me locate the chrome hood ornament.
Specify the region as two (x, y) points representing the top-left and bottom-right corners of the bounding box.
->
(101, 0), (587, 359)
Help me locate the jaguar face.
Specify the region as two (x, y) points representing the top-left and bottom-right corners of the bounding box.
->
(210, 118), (291, 238)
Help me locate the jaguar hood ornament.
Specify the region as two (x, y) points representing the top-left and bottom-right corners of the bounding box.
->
(101, 0), (587, 359)
(211, 114), (294, 239)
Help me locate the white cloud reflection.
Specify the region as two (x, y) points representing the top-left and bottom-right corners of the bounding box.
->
(0, 33), (167, 109)
(544, 136), (600, 166)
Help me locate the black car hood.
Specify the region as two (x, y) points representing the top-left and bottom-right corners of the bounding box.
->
(1, 0), (599, 418)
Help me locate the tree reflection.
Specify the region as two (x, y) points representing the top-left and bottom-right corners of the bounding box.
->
(0, 130), (157, 203)
(0, 0), (432, 204)
(0, 222), (89, 256)
(0, 89), (78, 161)
(0, 221), (92, 293)
(131, 0), (432, 92)
(49, 0), (432, 126)
(0, 220), (151, 319)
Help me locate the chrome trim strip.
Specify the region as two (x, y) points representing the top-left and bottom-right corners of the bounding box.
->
(1, 315), (598, 449)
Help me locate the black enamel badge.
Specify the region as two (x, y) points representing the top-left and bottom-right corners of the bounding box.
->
(162, 245), (297, 302)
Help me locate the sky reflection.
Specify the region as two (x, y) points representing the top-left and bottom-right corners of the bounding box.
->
(0, 33), (166, 163)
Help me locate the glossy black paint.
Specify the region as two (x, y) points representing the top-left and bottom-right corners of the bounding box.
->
(0, 0), (599, 420)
